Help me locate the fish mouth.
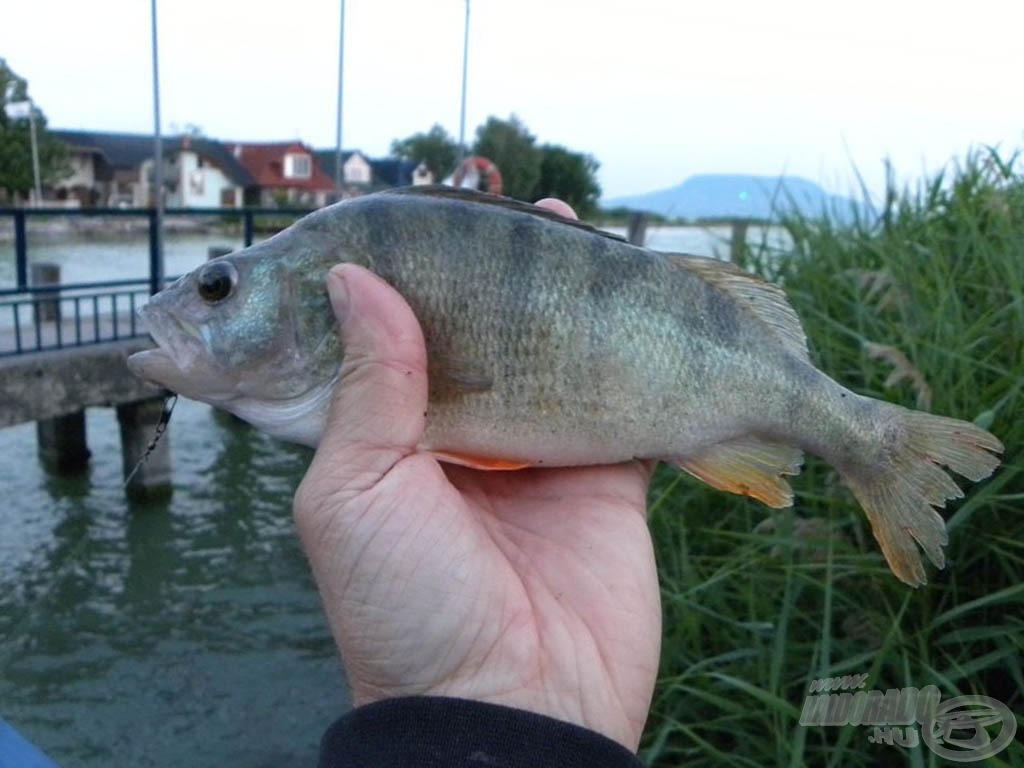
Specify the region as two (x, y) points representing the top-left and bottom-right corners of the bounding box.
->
(126, 304), (239, 402)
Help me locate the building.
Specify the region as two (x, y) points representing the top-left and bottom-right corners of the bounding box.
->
(230, 141), (336, 207)
(314, 150), (432, 192)
(51, 129), (255, 208)
(49, 130), (424, 208)
(170, 135), (255, 207)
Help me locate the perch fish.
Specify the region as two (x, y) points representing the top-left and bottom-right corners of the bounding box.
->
(127, 187), (1003, 586)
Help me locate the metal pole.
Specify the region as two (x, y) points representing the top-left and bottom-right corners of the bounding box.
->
(334, 0), (346, 196)
(27, 102), (42, 206)
(458, 0), (470, 163)
(14, 210), (28, 289)
(150, 0), (165, 293)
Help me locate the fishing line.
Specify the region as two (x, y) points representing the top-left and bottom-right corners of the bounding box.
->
(123, 392), (178, 488)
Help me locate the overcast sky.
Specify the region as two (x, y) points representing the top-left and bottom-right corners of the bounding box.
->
(3, 0), (1021, 201)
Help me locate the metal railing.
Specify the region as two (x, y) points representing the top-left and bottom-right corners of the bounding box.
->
(0, 279), (152, 357)
(0, 206), (312, 357)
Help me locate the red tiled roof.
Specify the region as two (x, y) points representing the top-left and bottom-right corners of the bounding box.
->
(231, 141), (335, 190)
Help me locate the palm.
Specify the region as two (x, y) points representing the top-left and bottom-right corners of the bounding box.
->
(295, 258), (662, 750)
(302, 456), (661, 749)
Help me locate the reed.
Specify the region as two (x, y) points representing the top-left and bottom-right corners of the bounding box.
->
(642, 148), (1024, 767)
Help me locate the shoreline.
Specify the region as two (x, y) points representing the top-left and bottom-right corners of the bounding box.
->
(0, 216), (231, 244)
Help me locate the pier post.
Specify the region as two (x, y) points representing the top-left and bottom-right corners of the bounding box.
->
(117, 397), (172, 502)
(31, 262), (61, 322)
(627, 212), (648, 246)
(37, 410), (90, 473)
(729, 219), (749, 264)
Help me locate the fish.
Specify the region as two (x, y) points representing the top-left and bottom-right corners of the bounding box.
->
(127, 186), (1003, 586)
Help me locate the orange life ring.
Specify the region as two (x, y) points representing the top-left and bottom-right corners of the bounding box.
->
(452, 156), (503, 196)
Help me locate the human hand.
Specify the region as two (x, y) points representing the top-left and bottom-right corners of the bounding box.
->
(293, 201), (662, 751)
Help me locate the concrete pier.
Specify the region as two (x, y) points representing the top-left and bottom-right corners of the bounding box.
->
(729, 220), (749, 264)
(37, 410), (90, 473)
(627, 212), (648, 246)
(31, 262), (62, 323)
(118, 397), (172, 502)
(0, 338), (170, 497)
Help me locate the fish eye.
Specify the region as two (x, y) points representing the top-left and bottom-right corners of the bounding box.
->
(196, 261), (238, 304)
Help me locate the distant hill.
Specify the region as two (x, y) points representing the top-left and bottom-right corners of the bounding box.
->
(604, 174), (861, 222)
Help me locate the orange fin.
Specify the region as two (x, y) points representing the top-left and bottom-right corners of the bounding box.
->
(676, 437), (803, 508)
(428, 450), (532, 471)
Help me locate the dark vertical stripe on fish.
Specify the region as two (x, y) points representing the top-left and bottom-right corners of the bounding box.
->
(362, 196), (400, 281)
(704, 278), (742, 343)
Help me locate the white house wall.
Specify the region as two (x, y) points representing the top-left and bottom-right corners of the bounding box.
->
(64, 152), (96, 187)
(344, 154), (371, 185)
(176, 150), (240, 207)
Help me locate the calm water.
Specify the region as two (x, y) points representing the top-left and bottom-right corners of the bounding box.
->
(0, 220), (784, 766)
(0, 229), (249, 289)
(0, 401), (347, 767)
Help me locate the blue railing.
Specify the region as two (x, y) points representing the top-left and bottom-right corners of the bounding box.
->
(0, 206), (312, 357)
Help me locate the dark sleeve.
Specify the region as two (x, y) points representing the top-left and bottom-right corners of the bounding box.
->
(318, 696), (645, 768)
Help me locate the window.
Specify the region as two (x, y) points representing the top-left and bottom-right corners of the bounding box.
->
(285, 153), (312, 179)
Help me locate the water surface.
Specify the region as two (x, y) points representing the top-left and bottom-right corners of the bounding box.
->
(0, 400), (348, 767)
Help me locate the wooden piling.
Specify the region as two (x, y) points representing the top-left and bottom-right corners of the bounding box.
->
(729, 219), (749, 264)
(627, 212), (648, 246)
(117, 397), (172, 502)
(31, 262), (61, 323)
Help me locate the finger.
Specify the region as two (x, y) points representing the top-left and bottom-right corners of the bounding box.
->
(535, 198), (578, 220)
(306, 263), (429, 496)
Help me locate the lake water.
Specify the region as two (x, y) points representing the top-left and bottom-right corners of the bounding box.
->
(0, 220), (785, 766)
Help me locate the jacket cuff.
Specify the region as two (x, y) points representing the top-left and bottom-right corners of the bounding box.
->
(319, 696), (644, 768)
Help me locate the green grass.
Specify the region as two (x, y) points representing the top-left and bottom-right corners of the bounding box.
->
(641, 149), (1024, 767)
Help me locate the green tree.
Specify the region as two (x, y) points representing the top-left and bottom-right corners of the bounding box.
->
(390, 123), (459, 182)
(533, 144), (602, 219)
(472, 114), (541, 200)
(0, 58), (68, 203)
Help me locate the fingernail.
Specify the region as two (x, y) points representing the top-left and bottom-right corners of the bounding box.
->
(327, 266), (350, 324)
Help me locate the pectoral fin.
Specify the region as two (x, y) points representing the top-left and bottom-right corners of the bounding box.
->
(675, 436), (803, 508)
(428, 450), (533, 471)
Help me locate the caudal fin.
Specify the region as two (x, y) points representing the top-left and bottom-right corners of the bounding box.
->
(841, 408), (1003, 586)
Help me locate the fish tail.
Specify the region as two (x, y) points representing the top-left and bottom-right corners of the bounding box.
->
(839, 406), (1003, 587)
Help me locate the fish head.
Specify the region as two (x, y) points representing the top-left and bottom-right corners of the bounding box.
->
(127, 244), (339, 446)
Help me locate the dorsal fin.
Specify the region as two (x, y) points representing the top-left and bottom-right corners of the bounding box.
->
(668, 254), (811, 361)
(383, 185), (627, 243)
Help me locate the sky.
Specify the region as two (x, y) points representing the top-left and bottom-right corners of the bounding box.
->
(2, 0), (1022, 202)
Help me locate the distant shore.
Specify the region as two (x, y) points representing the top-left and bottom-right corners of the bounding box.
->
(0, 215), (230, 244)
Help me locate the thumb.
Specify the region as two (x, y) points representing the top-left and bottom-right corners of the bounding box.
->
(305, 263), (429, 497)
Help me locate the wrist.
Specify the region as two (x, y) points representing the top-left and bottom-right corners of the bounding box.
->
(321, 696), (645, 768)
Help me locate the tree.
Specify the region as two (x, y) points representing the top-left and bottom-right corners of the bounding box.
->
(472, 114), (541, 201)
(390, 124), (460, 182)
(533, 144), (602, 219)
(0, 58), (68, 203)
